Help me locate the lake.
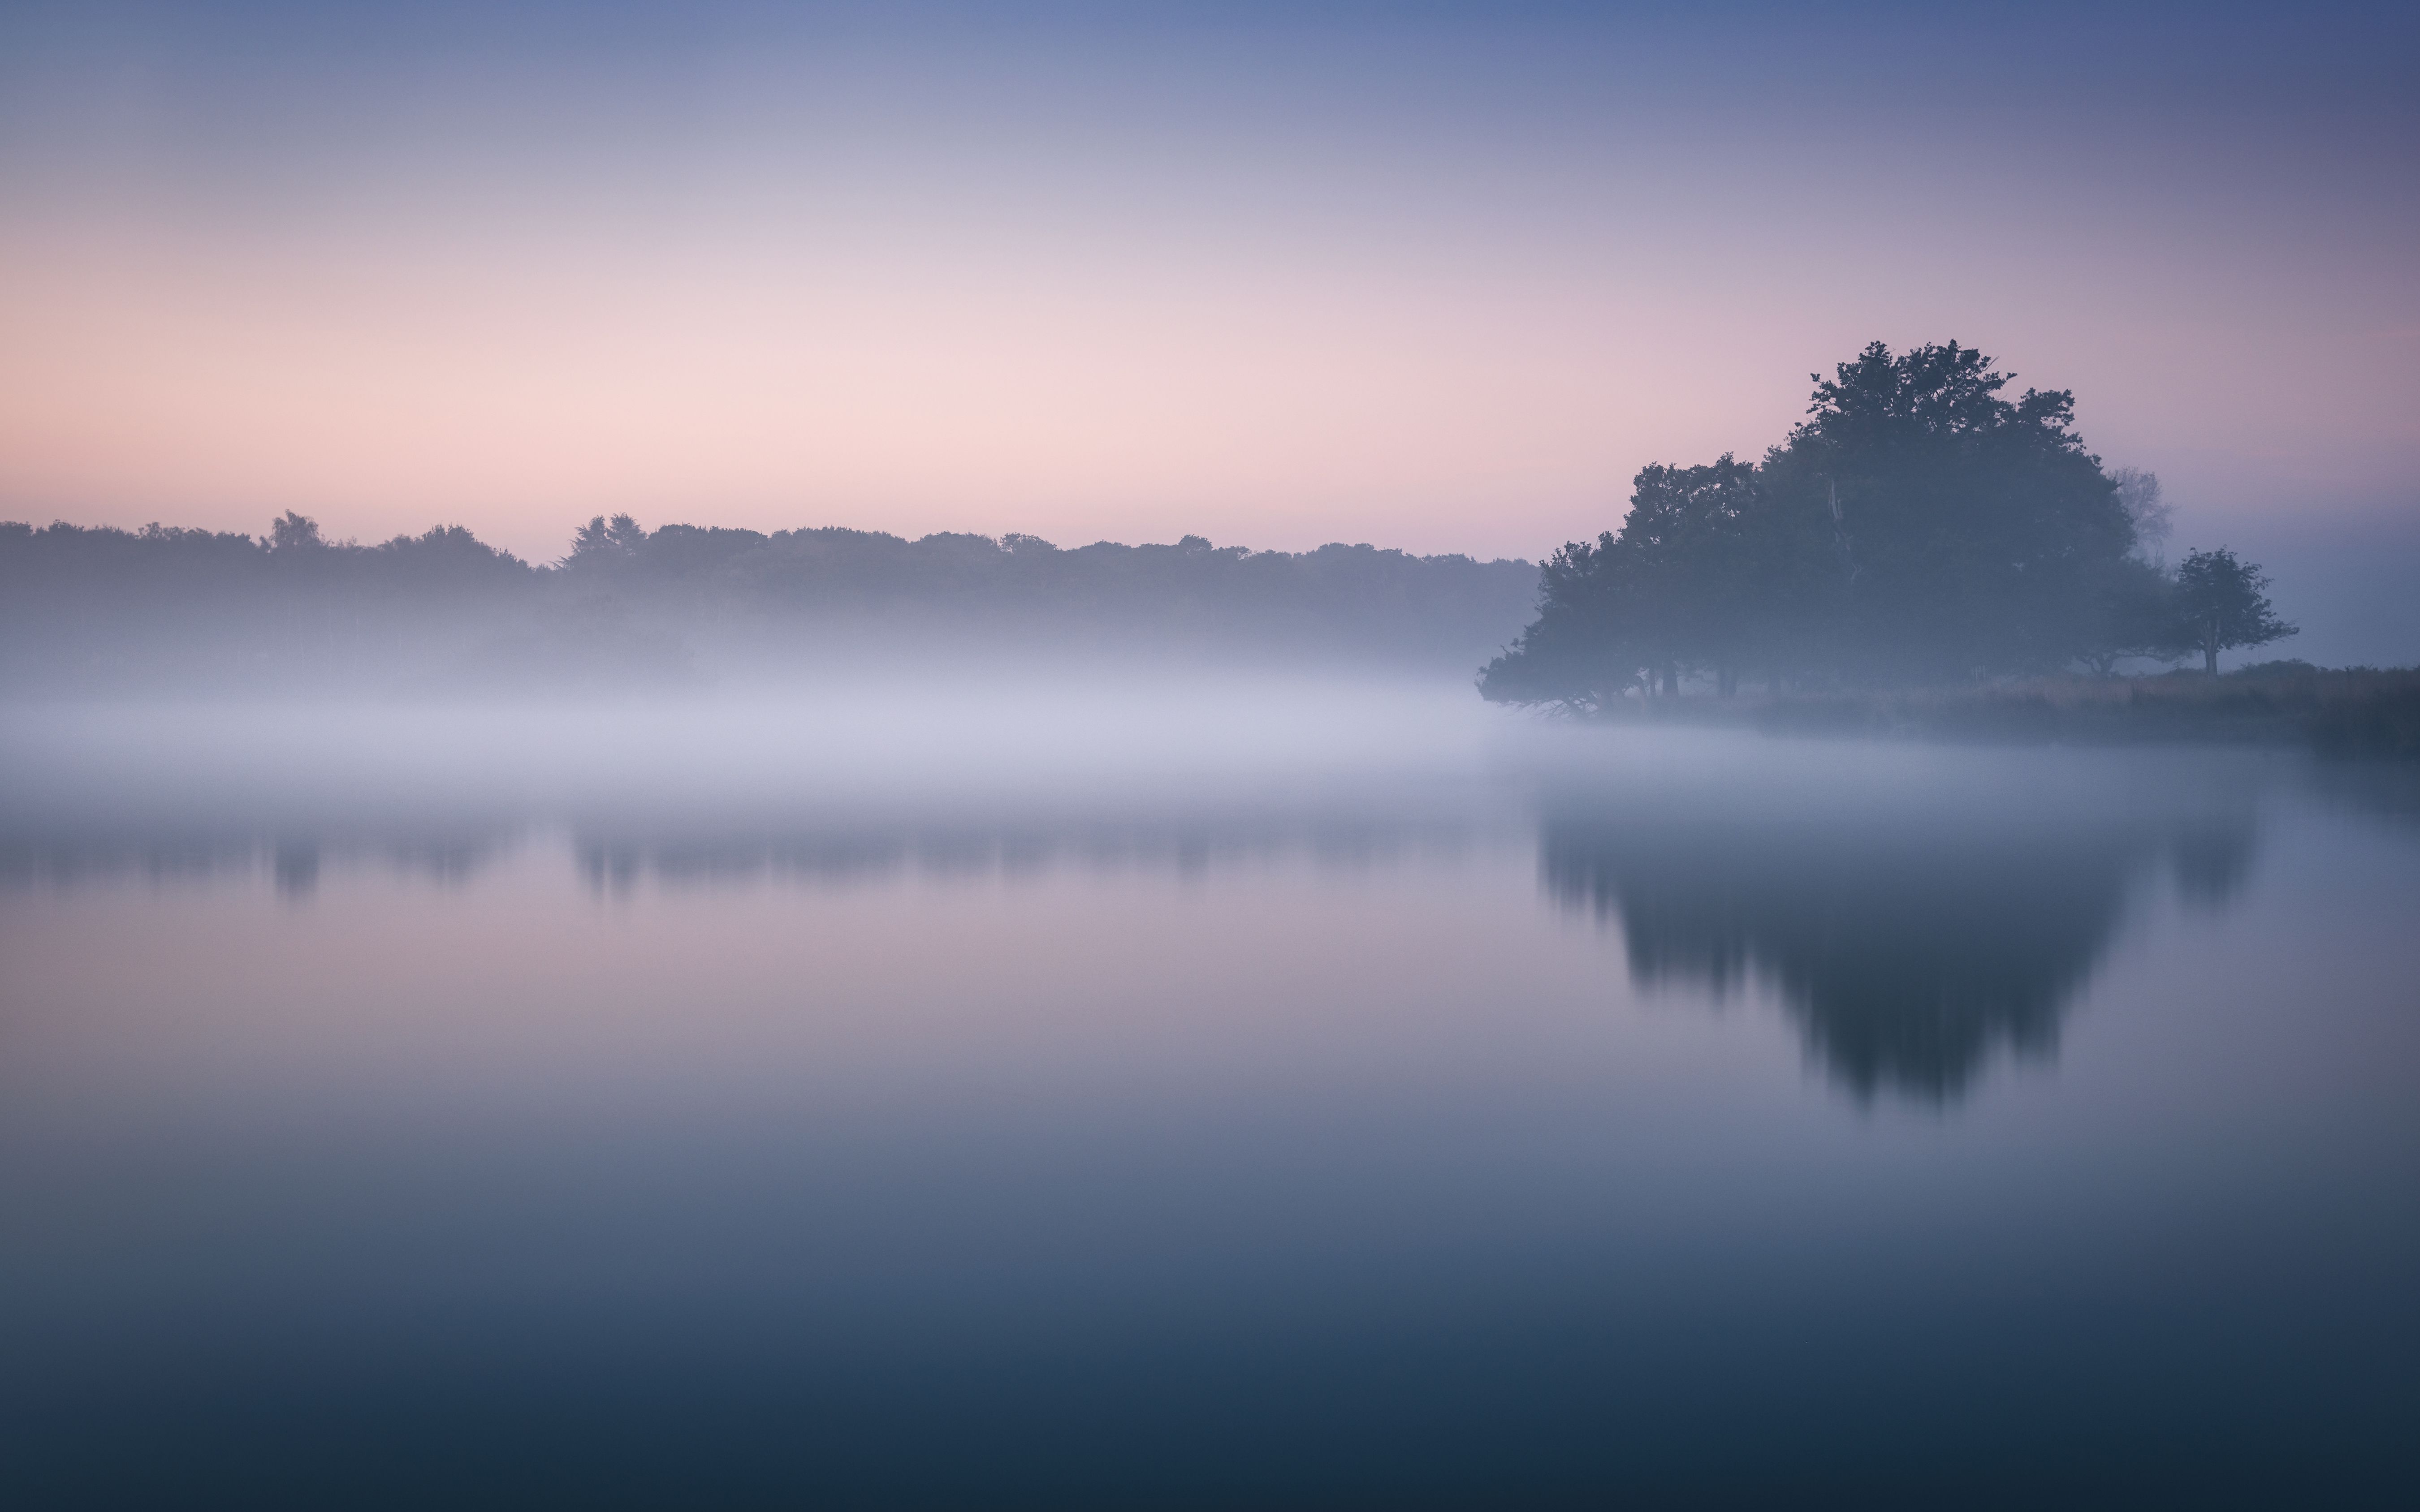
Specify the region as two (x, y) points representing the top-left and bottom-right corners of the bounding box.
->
(3, 688), (2414, 1508)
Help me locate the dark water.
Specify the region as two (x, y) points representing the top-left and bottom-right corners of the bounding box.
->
(3, 694), (2415, 1508)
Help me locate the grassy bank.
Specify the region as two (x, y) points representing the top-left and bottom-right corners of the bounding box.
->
(1608, 666), (2420, 759)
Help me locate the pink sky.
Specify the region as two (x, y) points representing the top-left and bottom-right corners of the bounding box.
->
(3, 7), (2414, 564)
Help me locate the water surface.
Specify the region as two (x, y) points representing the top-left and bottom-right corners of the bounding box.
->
(3, 693), (2414, 1508)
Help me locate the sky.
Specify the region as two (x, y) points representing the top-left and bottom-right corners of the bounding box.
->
(2, 0), (2416, 654)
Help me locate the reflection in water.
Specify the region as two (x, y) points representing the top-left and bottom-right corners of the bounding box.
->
(0, 728), (2290, 1111)
(569, 813), (1478, 892)
(2306, 757), (2420, 830)
(0, 828), (518, 895)
(0, 812), (1482, 899)
(2, 714), (2416, 1507)
(2167, 821), (2260, 910)
(1541, 774), (2260, 1102)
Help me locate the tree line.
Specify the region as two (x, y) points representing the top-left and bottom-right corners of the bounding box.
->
(0, 513), (1538, 692)
(1481, 341), (2294, 709)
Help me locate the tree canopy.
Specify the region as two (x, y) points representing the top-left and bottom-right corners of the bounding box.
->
(1481, 341), (2216, 704)
(2173, 547), (2296, 676)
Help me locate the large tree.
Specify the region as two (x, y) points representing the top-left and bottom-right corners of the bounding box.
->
(1757, 340), (2138, 680)
(1482, 341), (2169, 705)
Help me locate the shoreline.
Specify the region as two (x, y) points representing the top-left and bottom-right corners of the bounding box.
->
(1565, 668), (2420, 760)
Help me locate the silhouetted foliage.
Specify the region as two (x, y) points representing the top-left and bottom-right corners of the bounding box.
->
(2173, 546), (2296, 676)
(2109, 467), (2174, 565)
(0, 513), (1534, 693)
(1482, 341), (2198, 704)
(0, 517), (536, 693)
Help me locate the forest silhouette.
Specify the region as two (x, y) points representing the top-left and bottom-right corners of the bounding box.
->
(0, 515), (1534, 693)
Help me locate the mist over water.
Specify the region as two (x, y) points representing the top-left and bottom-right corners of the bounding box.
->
(7, 2), (2416, 1502)
(3, 683), (2415, 1507)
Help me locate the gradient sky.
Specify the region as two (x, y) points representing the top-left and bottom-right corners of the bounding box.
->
(3, 2), (2415, 594)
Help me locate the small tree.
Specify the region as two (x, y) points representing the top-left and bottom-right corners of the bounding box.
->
(2172, 547), (2295, 675)
(2109, 467), (2173, 566)
(268, 510), (325, 552)
(566, 513), (646, 569)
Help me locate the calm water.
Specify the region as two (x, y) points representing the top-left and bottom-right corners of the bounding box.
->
(3, 692), (2416, 1508)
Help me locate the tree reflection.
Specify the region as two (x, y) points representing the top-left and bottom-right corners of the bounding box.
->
(570, 814), (1472, 894)
(1541, 779), (2258, 1103)
(0, 828), (513, 896)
